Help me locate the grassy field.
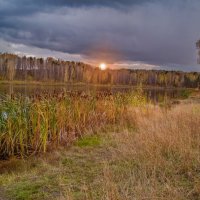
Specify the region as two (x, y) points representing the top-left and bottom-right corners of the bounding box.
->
(0, 92), (200, 199)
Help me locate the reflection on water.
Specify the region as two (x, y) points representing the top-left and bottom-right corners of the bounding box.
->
(0, 84), (184, 103)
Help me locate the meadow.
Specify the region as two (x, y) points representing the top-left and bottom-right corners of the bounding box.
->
(0, 89), (200, 200)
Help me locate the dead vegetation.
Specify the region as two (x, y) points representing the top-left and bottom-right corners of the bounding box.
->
(1, 103), (200, 199)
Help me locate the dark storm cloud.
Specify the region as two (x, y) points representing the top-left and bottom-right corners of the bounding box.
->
(0, 0), (200, 71)
(0, 0), (152, 16)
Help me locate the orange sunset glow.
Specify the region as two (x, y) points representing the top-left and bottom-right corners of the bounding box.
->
(99, 63), (107, 70)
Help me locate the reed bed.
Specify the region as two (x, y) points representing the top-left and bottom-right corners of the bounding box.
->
(0, 90), (146, 159)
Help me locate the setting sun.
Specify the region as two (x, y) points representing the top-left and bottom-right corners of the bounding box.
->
(99, 63), (107, 70)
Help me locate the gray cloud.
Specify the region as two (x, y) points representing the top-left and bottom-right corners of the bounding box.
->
(0, 38), (83, 61)
(0, 0), (154, 17)
(0, 0), (200, 71)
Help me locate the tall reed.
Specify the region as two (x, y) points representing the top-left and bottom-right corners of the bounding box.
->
(0, 90), (146, 159)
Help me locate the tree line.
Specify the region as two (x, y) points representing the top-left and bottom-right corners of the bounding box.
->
(0, 53), (200, 88)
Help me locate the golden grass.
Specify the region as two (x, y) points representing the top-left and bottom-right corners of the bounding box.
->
(108, 104), (200, 199)
(1, 101), (200, 199)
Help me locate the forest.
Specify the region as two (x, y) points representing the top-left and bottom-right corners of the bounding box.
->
(0, 53), (200, 88)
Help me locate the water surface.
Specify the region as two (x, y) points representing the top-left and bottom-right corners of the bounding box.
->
(0, 84), (185, 103)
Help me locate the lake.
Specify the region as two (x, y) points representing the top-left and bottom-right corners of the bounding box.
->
(0, 84), (186, 103)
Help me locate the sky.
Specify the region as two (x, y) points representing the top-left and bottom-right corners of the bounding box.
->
(0, 0), (200, 71)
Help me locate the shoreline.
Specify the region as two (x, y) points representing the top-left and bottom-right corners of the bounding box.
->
(0, 80), (196, 90)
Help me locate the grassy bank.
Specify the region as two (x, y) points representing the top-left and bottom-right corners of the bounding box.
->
(0, 80), (195, 91)
(0, 80), (92, 87)
(0, 103), (200, 199)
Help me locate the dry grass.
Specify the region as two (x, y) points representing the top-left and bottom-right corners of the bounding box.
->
(0, 103), (200, 200)
(109, 104), (200, 199)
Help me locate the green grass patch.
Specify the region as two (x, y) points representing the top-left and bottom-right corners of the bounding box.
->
(7, 181), (46, 200)
(1, 173), (60, 200)
(179, 89), (192, 99)
(75, 135), (102, 147)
